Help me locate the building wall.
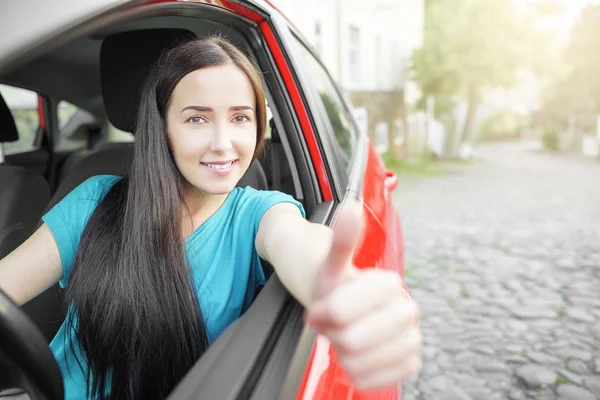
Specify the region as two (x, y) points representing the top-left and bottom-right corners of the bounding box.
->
(272, 0), (423, 92)
(272, 0), (424, 153)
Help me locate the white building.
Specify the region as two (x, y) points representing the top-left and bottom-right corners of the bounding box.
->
(271, 0), (424, 93)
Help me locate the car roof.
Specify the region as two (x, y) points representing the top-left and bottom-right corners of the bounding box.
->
(0, 1), (275, 118)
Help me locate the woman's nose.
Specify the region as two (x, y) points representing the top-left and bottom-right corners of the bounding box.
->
(210, 123), (233, 153)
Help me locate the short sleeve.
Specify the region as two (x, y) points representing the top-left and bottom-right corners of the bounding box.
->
(42, 175), (121, 288)
(249, 189), (306, 233)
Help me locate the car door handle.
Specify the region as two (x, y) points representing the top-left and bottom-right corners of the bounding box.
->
(384, 169), (398, 190)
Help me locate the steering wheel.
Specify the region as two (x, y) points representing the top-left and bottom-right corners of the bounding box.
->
(0, 287), (64, 400)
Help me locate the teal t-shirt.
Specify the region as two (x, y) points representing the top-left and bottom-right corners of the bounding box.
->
(41, 175), (305, 400)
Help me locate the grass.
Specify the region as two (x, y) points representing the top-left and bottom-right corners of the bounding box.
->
(556, 376), (571, 385)
(381, 151), (476, 178)
(460, 287), (469, 298)
(556, 308), (565, 319)
(381, 153), (445, 177)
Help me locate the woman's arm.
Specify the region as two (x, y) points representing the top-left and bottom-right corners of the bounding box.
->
(256, 201), (422, 391)
(255, 202), (334, 307)
(0, 224), (62, 305)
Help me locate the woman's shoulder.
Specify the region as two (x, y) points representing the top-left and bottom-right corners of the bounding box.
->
(65, 174), (122, 203)
(233, 186), (305, 218)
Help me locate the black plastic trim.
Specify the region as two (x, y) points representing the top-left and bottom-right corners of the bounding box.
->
(248, 201), (335, 399)
(0, 288), (64, 400)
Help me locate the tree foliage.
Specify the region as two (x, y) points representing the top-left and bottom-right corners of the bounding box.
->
(535, 4), (600, 131)
(412, 0), (528, 117)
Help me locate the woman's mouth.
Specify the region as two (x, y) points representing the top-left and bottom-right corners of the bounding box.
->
(200, 160), (238, 175)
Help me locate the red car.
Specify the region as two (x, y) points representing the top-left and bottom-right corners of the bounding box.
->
(0, 1), (406, 399)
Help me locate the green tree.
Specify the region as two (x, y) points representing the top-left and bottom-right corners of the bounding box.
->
(535, 4), (600, 133)
(412, 0), (538, 149)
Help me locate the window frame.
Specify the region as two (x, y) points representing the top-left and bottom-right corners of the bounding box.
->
(283, 29), (363, 196)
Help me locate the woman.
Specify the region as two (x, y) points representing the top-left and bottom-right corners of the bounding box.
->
(0, 37), (422, 399)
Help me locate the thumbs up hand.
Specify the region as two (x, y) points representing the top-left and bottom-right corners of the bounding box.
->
(305, 200), (423, 391)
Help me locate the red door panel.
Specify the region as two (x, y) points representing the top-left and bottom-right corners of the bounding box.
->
(296, 142), (405, 400)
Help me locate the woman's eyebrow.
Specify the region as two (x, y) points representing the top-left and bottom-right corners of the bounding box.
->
(181, 105), (212, 113)
(181, 105), (255, 113)
(230, 106), (254, 112)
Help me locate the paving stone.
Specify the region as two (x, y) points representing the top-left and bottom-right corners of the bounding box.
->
(393, 142), (600, 400)
(515, 364), (557, 389)
(425, 376), (454, 392)
(559, 348), (593, 362)
(527, 351), (561, 365)
(511, 307), (558, 320)
(567, 308), (598, 324)
(582, 375), (600, 393)
(556, 384), (596, 400)
(507, 388), (528, 400)
(502, 319), (530, 334)
(474, 358), (510, 374)
(557, 369), (585, 385)
(567, 359), (592, 375)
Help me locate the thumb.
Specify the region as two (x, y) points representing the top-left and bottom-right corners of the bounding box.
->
(313, 199), (364, 301)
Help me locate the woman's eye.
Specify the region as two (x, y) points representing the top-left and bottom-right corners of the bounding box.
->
(232, 114), (250, 123)
(187, 116), (206, 124)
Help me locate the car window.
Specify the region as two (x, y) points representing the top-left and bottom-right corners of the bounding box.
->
(107, 124), (134, 143)
(287, 36), (357, 170)
(0, 84), (40, 153)
(58, 100), (79, 130)
(56, 100), (87, 151)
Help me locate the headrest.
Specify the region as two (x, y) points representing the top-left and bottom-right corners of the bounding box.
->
(100, 29), (195, 133)
(0, 93), (18, 143)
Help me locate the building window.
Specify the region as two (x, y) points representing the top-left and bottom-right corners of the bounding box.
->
(314, 20), (323, 55)
(349, 26), (360, 83)
(375, 36), (382, 89)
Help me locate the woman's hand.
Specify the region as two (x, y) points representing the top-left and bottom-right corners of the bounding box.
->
(304, 200), (422, 391)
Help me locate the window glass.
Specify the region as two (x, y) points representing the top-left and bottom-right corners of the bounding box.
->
(0, 84), (39, 153)
(56, 101), (87, 150)
(264, 98), (273, 140)
(108, 124), (134, 143)
(58, 101), (79, 130)
(289, 37), (356, 168)
(349, 26), (360, 83)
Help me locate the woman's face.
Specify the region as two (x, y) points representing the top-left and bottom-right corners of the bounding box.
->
(166, 63), (258, 196)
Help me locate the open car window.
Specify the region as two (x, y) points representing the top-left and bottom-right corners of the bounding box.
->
(0, 84), (40, 154)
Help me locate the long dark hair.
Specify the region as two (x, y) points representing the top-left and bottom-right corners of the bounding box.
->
(64, 37), (267, 399)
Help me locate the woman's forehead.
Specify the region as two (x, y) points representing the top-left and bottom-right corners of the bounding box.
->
(171, 64), (255, 108)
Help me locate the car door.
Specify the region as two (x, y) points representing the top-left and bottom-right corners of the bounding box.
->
(271, 16), (405, 400)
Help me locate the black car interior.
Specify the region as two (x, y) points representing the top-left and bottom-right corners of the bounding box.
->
(0, 5), (328, 399)
(1, 18), (298, 342)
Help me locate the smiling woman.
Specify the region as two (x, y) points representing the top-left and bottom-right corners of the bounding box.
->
(0, 32), (421, 400)
(0, 36), (301, 400)
(166, 62), (263, 211)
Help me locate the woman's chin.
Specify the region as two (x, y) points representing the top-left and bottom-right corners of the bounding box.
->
(192, 179), (239, 196)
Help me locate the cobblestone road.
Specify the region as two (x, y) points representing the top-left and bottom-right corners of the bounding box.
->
(394, 142), (600, 400)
